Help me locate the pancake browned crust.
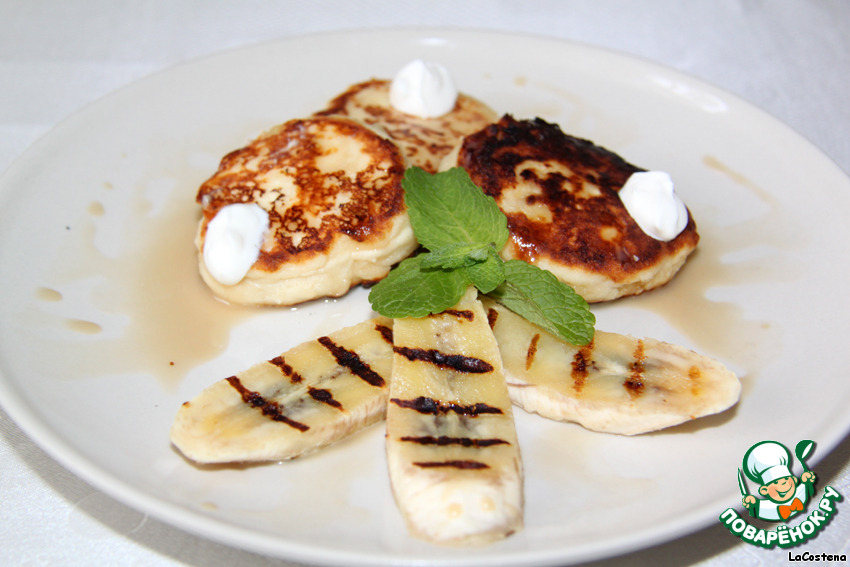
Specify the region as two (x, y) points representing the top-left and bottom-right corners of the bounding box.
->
(314, 79), (497, 174)
(444, 115), (699, 302)
(196, 115), (417, 306)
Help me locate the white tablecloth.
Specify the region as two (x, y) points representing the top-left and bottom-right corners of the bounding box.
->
(2, 2), (849, 565)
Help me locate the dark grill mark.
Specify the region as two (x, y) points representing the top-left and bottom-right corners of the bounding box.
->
(571, 340), (594, 393)
(401, 435), (509, 448)
(486, 307), (499, 329)
(225, 376), (310, 432)
(318, 336), (386, 387)
(414, 460), (490, 470)
(393, 346), (494, 373)
(390, 396), (503, 416)
(268, 355), (303, 383)
(308, 387), (343, 410)
(375, 323), (393, 345)
(624, 340), (646, 398)
(439, 309), (475, 321)
(526, 333), (540, 370)
(688, 365), (702, 397)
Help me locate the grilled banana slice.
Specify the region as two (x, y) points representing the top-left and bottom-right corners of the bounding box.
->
(386, 288), (523, 546)
(170, 317), (394, 464)
(482, 297), (740, 435)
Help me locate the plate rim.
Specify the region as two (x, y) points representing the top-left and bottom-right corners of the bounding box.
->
(2, 26), (850, 567)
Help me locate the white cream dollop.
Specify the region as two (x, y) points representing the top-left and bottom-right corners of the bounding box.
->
(618, 171), (688, 242)
(389, 59), (458, 118)
(203, 203), (269, 286)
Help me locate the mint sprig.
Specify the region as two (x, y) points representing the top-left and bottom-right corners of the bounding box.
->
(488, 260), (595, 345)
(368, 167), (595, 345)
(402, 166), (509, 251)
(367, 255), (469, 318)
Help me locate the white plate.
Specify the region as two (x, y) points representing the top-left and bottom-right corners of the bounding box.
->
(2, 28), (850, 567)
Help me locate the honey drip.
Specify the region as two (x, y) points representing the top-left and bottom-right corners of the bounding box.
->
(27, 178), (259, 390)
(607, 155), (799, 379)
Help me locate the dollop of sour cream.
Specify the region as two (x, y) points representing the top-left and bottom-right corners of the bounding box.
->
(389, 59), (458, 118)
(618, 171), (688, 242)
(202, 203), (269, 286)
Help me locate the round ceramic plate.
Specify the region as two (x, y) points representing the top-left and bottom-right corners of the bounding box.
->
(1, 29), (849, 567)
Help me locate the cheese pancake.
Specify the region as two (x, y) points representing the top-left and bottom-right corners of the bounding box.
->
(196, 116), (417, 306)
(314, 79), (497, 174)
(442, 116), (699, 302)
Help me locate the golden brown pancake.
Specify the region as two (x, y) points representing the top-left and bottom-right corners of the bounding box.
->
(442, 115), (699, 302)
(196, 115), (417, 306)
(314, 79), (497, 173)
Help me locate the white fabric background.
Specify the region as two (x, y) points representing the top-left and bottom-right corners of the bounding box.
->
(1, 1), (848, 565)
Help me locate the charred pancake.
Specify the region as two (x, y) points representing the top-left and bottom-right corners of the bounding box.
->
(442, 115), (699, 302)
(314, 79), (497, 174)
(196, 115), (417, 306)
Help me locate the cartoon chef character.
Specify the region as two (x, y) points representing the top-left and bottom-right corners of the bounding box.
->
(741, 440), (816, 521)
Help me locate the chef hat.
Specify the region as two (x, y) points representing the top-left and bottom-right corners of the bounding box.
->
(743, 441), (793, 485)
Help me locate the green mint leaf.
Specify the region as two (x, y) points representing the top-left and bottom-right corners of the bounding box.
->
(487, 259), (595, 345)
(464, 247), (505, 294)
(420, 243), (492, 270)
(371, 166), (596, 346)
(368, 255), (469, 318)
(402, 167), (509, 251)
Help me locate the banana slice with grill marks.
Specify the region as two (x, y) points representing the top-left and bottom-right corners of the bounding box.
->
(482, 297), (741, 435)
(170, 317), (394, 464)
(386, 288), (523, 546)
